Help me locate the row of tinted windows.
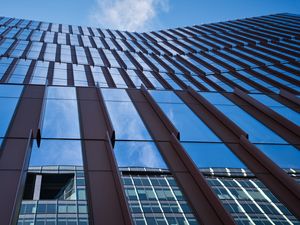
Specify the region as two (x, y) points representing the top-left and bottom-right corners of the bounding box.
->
(1, 24), (300, 58)
(2, 84), (298, 224)
(1, 85), (299, 171)
(0, 57), (299, 94)
(1, 14), (299, 44)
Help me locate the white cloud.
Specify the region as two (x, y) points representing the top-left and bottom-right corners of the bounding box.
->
(89, 0), (169, 32)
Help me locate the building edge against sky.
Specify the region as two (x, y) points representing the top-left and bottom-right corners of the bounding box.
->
(0, 13), (299, 225)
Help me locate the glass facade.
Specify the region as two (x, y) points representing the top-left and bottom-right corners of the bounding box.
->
(0, 13), (299, 225)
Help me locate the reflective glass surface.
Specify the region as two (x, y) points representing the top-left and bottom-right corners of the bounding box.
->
(256, 144), (300, 169)
(102, 89), (152, 140)
(42, 87), (80, 138)
(200, 92), (287, 144)
(0, 84), (23, 146)
(30, 140), (83, 166)
(114, 141), (167, 169)
(182, 143), (247, 169)
(250, 94), (300, 125)
(150, 90), (220, 142)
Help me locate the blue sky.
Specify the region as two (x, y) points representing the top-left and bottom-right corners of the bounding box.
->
(0, 0), (300, 32)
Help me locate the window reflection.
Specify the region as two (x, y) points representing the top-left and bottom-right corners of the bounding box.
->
(114, 141), (167, 169)
(42, 87), (80, 138)
(150, 90), (220, 142)
(8, 59), (31, 84)
(30, 140), (83, 166)
(102, 89), (152, 140)
(250, 94), (300, 125)
(200, 92), (287, 144)
(182, 142), (247, 169)
(30, 61), (49, 85)
(256, 144), (300, 169)
(0, 84), (23, 146)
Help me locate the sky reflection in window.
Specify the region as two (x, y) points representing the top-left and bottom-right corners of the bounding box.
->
(114, 141), (167, 169)
(102, 89), (152, 140)
(182, 142), (247, 169)
(200, 92), (287, 144)
(0, 84), (23, 146)
(30, 140), (83, 166)
(256, 144), (300, 169)
(150, 90), (220, 142)
(42, 87), (81, 138)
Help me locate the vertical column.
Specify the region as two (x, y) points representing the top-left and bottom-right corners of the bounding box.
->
(179, 88), (300, 219)
(0, 85), (44, 225)
(127, 88), (235, 225)
(76, 86), (132, 225)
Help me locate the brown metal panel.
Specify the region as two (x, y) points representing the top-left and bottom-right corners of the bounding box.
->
(239, 136), (300, 219)
(127, 89), (235, 225)
(140, 85), (180, 139)
(23, 60), (36, 84)
(5, 85), (45, 139)
(101, 67), (116, 88)
(0, 58), (18, 83)
(187, 88), (248, 139)
(280, 89), (300, 106)
(234, 88), (300, 137)
(84, 65), (95, 87)
(227, 90), (300, 145)
(135, 70), (155, 89)
(118, 68), (135, 88)
(177, 89), (300, 219)
(0, 85), (44, 225)
(77, 87), (132, 225)
(0, 170), (22, 225)
(77, 87), (114, 141)
(67, 63), (74, 86)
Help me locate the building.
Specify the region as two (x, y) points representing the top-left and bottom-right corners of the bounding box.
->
(0, 12), (299, 225)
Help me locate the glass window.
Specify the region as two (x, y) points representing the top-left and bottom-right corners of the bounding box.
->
(52, 63), (67, 85)
(150, 90), (220, 142)
(91, 66), (108, 87)
(89, 48), (105, 66)
(0, 57), (13, 80)
(30, 61), (49, 85)
(143, 71), (164, 89)
(250, 94), (300, 125)
(75, 46), (88, 65)
(182, 143), (246, 169)
(30, 30), (43, 42)
(256, 144), (300, 169)
(43, 43), (56, 61)
(8, 59), (31, 84)
(103, 49), (120, 68)
(0, 39), (14, 55)
(0, 84), (23, 146)
(126, 69), (144, 88)
(44, 31), (54, 42)
(27, 42), (43, 60)
(102, 89), (152, 140)
(200, 92), (287, 144)
(10, 40), (29, 58)
(159, 73), (181, 90)
(114, 141), (167, 169)
(73, 64), (88, 86)
(108, 67), (127, 88)
(60, 45), (72, 63)
(70, 34), (79, 45)
(42, 86), (80, 138)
